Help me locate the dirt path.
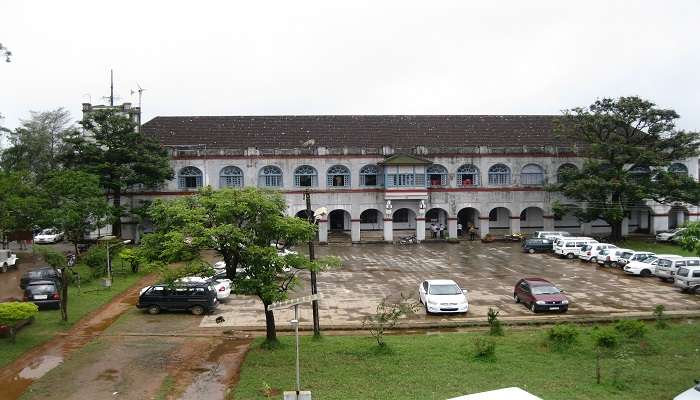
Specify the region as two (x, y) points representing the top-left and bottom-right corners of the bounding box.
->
(0, 274), (158, 400)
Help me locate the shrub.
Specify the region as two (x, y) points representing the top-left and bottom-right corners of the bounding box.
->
(614, 319), (647, 339)
(363, 294), (420, 347)
(548, 323), (579, 348)
(473, 337), (496, 360)
(82, 245), (108, 276)
(593, 327), (620, 384)
(653, 304), (668, 329)
(0, 302), (39, 343)
(487, 308), (504, 336)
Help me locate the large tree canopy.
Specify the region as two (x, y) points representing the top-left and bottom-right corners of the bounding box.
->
(61, 109), (173, 237)
(0, 172), (44, 248)
(142, 187), (338, 344)
(552, 96), (700, 240)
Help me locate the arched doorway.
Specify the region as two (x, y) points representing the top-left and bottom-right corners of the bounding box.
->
(520, 207), (544, 234)
(488, 207), (512, 235)
(392, 208), (416, 232)
(628, 206), (653, 233)
(458, 207), (480, 237)
(360, 209), (384, 240)
(425, 208), (448, 238)
(328, 209), (350, 231)
(669, 205), (689, 229)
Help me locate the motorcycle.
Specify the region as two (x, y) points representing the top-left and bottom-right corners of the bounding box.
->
(504, 232), (526, 242)
(399, 235), (418, 245)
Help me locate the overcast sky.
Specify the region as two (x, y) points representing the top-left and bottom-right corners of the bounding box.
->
(1, 1), (699, 133)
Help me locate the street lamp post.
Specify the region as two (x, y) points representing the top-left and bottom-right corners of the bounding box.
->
(103, 237), (131, 288)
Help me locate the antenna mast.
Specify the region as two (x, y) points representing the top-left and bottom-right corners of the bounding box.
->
(110, 69), (114, 106)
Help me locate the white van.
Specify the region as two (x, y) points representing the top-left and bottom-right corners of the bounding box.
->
(578, 243), (618, 263)
(554, 237), (599, 259)
(656, 257), (700, 282)
(673, 266), (700, 293)
(533, 231), (571, 240)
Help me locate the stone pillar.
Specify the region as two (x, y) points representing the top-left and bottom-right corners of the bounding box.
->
(479, 217), (490, 238)
(318, 219), (329, 243)
(448, 218), (458, 238)
(383, 218), (393, 242)
(416, 217), (426, 241)
(543, 215), (555, 231)
(621, 217), (629, 237)
(351, 219), (361, 243)
(510, 217), (520, 235)
(582, 222), (593, 236)
(652, 214), (669, 234)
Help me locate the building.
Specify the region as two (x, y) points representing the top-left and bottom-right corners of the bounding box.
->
(128, 115), (698, 243)
(82, 102), (142, 132)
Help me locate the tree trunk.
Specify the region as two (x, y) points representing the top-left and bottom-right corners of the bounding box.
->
(610, 221), (623, 242)
(596, 352), (601, 384)
(263, 302), (277, 344)
(59, 268), (68, 322)
(9, 326), (16, 343)
(112, 188), (122, 237)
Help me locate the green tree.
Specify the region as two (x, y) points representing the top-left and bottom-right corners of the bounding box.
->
(142, 187), (339, 345)
(552, 96), (700, 241)
(1, 108), (76, 179)
(61, 109), (173, 237)
(42, 170), (112, 254)
(0, 302), (38, 343)
(0, 172), (44, 248)
(593, 328), (620, 384)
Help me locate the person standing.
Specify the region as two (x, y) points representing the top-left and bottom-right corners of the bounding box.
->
(457, 223), (463, 237)
(439, 223), (445, 239)
(430, 223), (437, 238)
(468, 224), (477, 241)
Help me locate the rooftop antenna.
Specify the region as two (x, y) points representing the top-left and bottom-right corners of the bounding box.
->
(130, 82), (146, 110)
(101, 69), (120, 105)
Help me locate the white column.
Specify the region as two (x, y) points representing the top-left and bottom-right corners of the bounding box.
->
(351, 219), (361, 242)
(318, 219), (328, 243)
(479, 217), (490, 238)
(652, 214), (669, 234)
(416, 218), (426, 241)
(621, 217), (629, 237)
(383, 218), (393, 242)
(510, 217), (520, 235)
(543, 216), (555, 231)
(448, 218), (458, 238)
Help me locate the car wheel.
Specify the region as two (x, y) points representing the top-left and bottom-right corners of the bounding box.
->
(530, 303), (537, 313)
(147, 305), (160, 315)
(590, 257), (597, 263)
(528, 248), (535, 254)
(640, 269), (651, 277)
(190, 305), (205, 316)
(514, 294), (520, 303)
(566, 253), (574, 259)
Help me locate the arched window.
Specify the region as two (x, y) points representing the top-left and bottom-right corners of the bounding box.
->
(219, 166), (243, 188)
(629, 165), (650, 183)
(258, 165), (283, 187)
(488, 164), (511, 186)
(557, 163), (578, 182)
(294, 165), (318, 187)
(360, 164), (382, 186)
(669, 163), (688, 175)
(327, 165), (350, 188)
(520, 164), (545, 185)
(426, 164), (448, 186)
(178, 166), (203, 189)
(456, 164), (480, 186)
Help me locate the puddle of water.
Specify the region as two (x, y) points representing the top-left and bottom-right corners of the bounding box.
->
(178, 362), (227, 400)
(17, 355), (64, 380)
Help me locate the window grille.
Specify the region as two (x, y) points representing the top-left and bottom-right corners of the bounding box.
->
(520, 164), (544, 185)
(178, 166), (203, 189)
(327, 165), (350, 187)
(258, 165), (283, 187)
(360, 165), (382, 186)
(294, 165), (317, 187)
(488, 164), (511, 186)
(456, 164), (480, 186)
(219, 166), (243, 188)
(426, 164), (448, 186)
(669, 163), (688, 175)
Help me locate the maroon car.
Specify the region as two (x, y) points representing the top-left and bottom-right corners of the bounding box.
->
(513, 278), (569, 313)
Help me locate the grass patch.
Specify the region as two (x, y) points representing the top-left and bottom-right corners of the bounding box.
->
(154, 375), (175, 400)
(232, 322), (700, 400)
(616, 238), (694, 256)
(0, 268), (148, 368)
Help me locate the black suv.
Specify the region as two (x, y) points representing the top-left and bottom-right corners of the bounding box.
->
(137, 282), (218, 315)
(20, 267), (60, 289)
(23, 280), (61, 309)
(522, 238), (553, 254)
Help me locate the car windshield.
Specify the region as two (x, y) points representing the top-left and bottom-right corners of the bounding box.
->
(676, 267), (690, 277)
(39, 229), (56, 235)
(621, 252), (634, 258)
(641, 256), (657, 264)
(657, 259), (672, 268)
(429, 284), (462, 295)
(531, 285), (560, 295)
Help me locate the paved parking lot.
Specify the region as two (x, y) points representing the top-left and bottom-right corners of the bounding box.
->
(203, 241), (700, 329)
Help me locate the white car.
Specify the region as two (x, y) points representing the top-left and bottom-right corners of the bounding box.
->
(578, 243), (618, 263)
(674, 380), (700, 400)
(178, 276), (231, 300)
(623, 254), (673, 276)
(657, 228), (686, 242)
(598, 248), (633, 266)
(418, 279), (469, 314)
(34, 228), (64, 244)
(616, 251), (655, 268)
(0, 249), (18, 273)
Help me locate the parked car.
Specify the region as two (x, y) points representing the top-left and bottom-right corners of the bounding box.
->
(177, 275), (231, 300)
(553, 237), (598, 259)
(598, 248), (633, 267)
(656, 257), (700, 282)
(33, 228), (64, 244)
(0, 249), (18, 273)
(136, 282), (218, 315)
(616, 251), (655, 268)
(418, 279), (469, 314)
(623, 254), (681, 277)
(674, 266), (700, 293)
(656, 228), (686, 243)
(578, 243), (618, 263)
(513, 278), (569, 313)
(20, 267), (60, 289)
(674, 379), (700, 400)
(23, 280), (61, 309)
(522, 238), (553, 253)
(532, 231), (571, 240)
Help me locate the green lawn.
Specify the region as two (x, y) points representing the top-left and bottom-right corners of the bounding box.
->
(0, 265), (147, 368)
(616, 238), (695, 256)
(232, 322), (700, 400)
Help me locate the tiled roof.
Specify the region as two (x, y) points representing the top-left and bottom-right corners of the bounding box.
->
(141, 115), (572, 149)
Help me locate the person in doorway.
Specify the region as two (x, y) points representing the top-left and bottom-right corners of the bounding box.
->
(439, 223), (445, 239)
(430, 223), (438, 238)
(468, 224), (477, 241)
(457, 223), (463, 237)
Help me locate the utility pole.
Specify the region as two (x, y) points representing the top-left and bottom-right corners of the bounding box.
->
(109, 69), (114, 106)
(304, 189), (321, 336)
